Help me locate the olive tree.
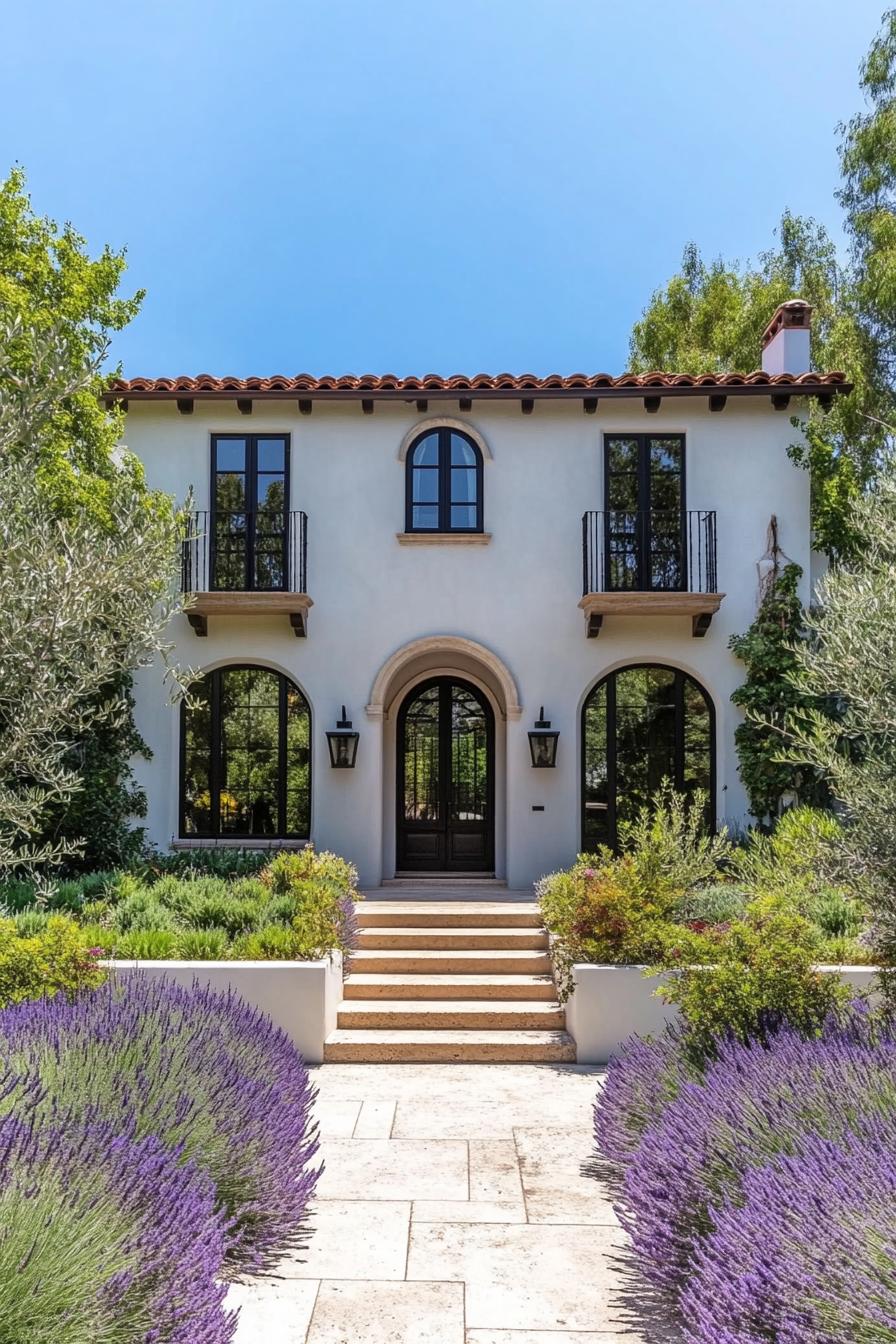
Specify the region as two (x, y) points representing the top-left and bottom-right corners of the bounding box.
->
(788, 455), (896, 960)
(0, 322), (186, 872)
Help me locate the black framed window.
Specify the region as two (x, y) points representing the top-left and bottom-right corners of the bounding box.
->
(582, 664), (713, 851)
(181, 665), (311, 839)
(604, 434), (685, 591)
(405, 428), (483, 532)
(211, 434), (290, 590)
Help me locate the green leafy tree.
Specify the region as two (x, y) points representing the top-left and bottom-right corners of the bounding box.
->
(629, 214), (888, 558)
(839, 9), (896, 388)
(0, 169), (167, 869)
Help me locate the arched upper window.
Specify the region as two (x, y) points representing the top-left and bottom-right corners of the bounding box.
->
(405, 428), (483, 533)
(180, 665), (311, 840)
(582, 664), (714, 851)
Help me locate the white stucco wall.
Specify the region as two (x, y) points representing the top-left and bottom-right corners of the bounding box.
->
(123, 396), (812, 888)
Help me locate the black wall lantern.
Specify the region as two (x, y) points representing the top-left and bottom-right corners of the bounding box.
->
(326, 706), (360, 769)
(528, 707), (559, 768)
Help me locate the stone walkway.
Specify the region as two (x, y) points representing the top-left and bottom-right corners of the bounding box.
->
(227, 1063), (675, 1342)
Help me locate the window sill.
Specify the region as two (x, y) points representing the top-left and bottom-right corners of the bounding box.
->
(172, 838), (310, 850)
(396, 532), (492, 546)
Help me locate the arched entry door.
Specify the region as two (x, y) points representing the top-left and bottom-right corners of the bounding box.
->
(582, 664), (714, 851)
(397, 677), (495, 873)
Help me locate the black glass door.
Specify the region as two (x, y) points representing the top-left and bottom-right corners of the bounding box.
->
(211, 435), (289, 591)
(604, 434), (685, 591)
(397, 678), (494, 872)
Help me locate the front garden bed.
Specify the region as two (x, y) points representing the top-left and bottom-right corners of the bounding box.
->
(566, 961), (880, 1063)
(104, 953), (343, 1062)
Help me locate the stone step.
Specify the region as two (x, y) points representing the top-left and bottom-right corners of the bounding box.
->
(337, 1000), (566, 1030)
(381, 877), (507, 888)
(323, 1028), (577, 1064)
(347, 948), (553, 975)
(355, 926), (548, 951)
(341, 973), (558, 1001)
(357, 902), (542, 929)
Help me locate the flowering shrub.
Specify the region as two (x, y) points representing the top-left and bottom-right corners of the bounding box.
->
(681, 1131), (896, 1343)
(595, 1006), (896, 1339)
(538, 855), (680, 999)
(260, 847), (360, 958)
(0, 915), (105, 1007)
(0, 976), (321, 1271)
(657, 894), (849, 1061)
(0, 1107), (234, 1343)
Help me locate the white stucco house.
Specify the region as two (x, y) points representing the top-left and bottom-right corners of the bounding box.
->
(108, 300), (850, 890)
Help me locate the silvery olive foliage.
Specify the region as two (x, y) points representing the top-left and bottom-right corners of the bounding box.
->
(0, 320), (186, 873)
(788, 455), (896, 962)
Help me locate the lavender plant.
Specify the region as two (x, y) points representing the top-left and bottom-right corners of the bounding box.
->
(0, 976), (320, 1271)
(597, 1009), (896, 1297)
(0, 1102), (234, 1344)
(681, 1131), (896, 1343)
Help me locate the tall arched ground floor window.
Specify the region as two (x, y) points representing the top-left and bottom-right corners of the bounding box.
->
(180, 665), (311, 839)
(582, 664), (714, 851)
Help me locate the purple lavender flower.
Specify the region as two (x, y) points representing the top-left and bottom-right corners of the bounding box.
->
(0, 1108), (234, 1343)
(612, 1012), (896, 1292)
(682, 1130), (896, 1343)
(0, 975), (321, 1272)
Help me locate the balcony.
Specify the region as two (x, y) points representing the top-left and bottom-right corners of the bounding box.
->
(181, 510), (312, 637)
(579, 510), (723, 637)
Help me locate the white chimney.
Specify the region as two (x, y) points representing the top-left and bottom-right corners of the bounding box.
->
(761, 299), (812, 375)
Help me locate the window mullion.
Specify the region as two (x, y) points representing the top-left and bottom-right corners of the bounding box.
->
(211, 670), (221, 836)
(439, 429), (450, 531)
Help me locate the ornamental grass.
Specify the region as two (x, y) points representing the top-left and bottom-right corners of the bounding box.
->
(0, 976), (321, 1272)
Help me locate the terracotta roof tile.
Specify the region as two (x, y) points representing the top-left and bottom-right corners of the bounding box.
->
(106, 369), (851, 401)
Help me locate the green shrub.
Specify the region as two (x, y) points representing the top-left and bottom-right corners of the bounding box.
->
(538, 854), (681, 999)
(112, 890), (177, 934)
(176, 928), (230, 960)
(0, 917), (106, 1007)
(674, 884), (750, 926)
(231, 924), (301, 960)
(261, 846), (359, 897)
(617, 783), (731, 891)
(14, 910), (51, 937)
(810, 888), (864, 940)
(0, 878), (39, 913)
(112, 929), (180, 960)
(144, 848), (271, 879)
(79, 898), (111, 923)
(657, 895), (850, 1061)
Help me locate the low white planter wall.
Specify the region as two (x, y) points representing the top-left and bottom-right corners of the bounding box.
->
(104, 954), (343, 1064)
(567, 963), (881, 1065)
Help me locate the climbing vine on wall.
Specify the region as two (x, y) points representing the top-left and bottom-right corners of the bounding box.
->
(729, 520), (825, 826)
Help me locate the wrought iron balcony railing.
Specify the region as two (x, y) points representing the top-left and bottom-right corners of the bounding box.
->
(181, 510), (308, 595)
(582, 509), (717, 596)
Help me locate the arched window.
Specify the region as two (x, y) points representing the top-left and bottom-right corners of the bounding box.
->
(581, 664), (714, 850)
(405, 428), (483, 533)
(180, 665), (311, 839)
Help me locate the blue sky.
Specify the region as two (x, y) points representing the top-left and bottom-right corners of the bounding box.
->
(0, 0), (885, 376)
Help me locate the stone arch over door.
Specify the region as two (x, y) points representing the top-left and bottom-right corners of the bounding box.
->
(368, 636), (521, 879)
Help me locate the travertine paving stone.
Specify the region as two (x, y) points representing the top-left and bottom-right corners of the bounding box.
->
(352, 1099), (396, 1138)
(278, 1201), (410, 1281)
(316, 1137), (468, 1201)
(407, 1222), (634, 1332)
(306, 1280), (465, 1343)
(469, 1139), (525, 1205)
(314, 1098), (362, 1138)
(465, 1332), (664, 1343)
(234, 1063), (673, 1342)
(514, 1125), (619, 1225)
(227, 1279), (319, 1342)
